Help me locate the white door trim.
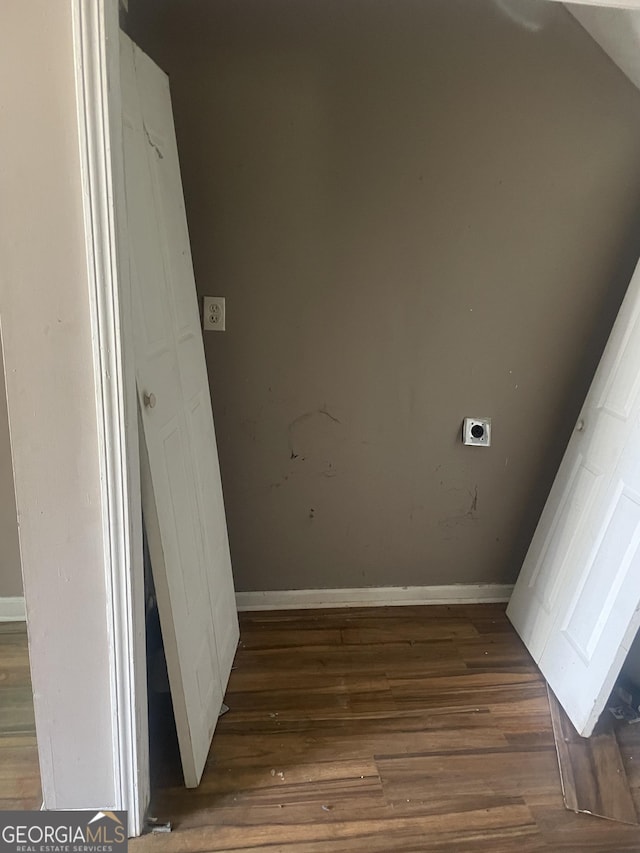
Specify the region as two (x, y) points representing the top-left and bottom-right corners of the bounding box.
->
(71, 0), (148, 835)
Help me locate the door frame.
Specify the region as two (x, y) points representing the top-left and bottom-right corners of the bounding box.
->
(67, 0), (639, 836)
(71, 0), (148, 833)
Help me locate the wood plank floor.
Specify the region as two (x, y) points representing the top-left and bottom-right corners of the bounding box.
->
(137, 604), (640, 852)
(5, 606), (640, 849)
(0, 621), (41, 810)
(548, 686), (638, 825)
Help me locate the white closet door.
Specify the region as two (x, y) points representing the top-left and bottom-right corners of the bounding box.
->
(508, 257), (640, 736)
(120, 33), (239, 786)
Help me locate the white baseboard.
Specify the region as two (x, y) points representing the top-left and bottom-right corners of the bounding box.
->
(236, 584), (514, 611)
(0, 596), (26, 621)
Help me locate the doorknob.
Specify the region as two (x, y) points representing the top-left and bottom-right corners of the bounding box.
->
(576, 418), (585, 432)
(143, 391), (157, 409)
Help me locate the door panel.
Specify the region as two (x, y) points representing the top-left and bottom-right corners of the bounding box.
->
(121, 33), (239, 786)
(508, 256), (640, 735)
(130, 39), (239, 690)
(562, 485), (640, 658)
(528, 457), (598, 610)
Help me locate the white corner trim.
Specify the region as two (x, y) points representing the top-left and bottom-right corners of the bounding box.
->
(561, 0), (640, 7)
(72, 0), (147, 836)
(0, 596), (26, 621)
(236, 584), (514, 611)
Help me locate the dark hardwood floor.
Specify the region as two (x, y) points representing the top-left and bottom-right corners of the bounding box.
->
(548, 686), (639, 825)
(138, 604), (640, 852)
(4, 605), (640, 850)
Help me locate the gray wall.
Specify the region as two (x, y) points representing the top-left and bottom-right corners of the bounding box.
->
(128, 0), (640, 592)
(0, 344), (21, 597)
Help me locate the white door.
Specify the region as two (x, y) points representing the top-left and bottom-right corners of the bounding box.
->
(120, 33), (239, 786)
(508, 257), (640, 736)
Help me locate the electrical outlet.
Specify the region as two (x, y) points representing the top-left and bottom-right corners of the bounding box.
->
(203, 296), (225, 331)
(462, 417), (491, 447)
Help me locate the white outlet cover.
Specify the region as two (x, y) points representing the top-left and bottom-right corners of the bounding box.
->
(203, 296), (225, 331)
(462, 417), (491, 447)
